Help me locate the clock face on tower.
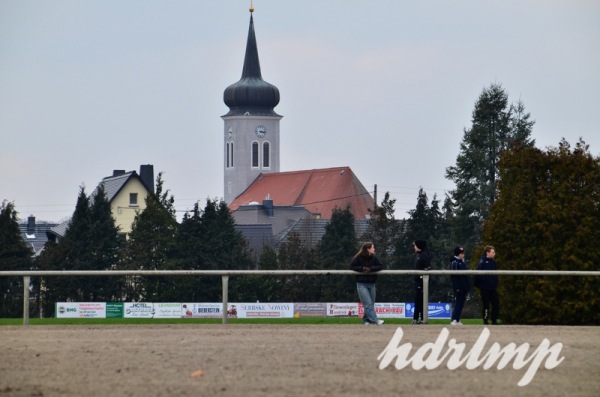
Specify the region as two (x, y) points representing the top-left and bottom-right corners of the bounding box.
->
(255, 125), (266, 138)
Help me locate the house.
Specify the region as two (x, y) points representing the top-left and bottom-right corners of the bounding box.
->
(47, 165), (154, 241)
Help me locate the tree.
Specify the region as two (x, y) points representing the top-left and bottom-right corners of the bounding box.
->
(124, 173), (179, 301)
(317, 207), (357, 302)
(484, 138), (600, 324)
(446, 83), (535, 248)
(393, 189), (450, 303)
(0, 201), (33, 317)
(361, 192), (401, 268)
(38, 185), (123, 315)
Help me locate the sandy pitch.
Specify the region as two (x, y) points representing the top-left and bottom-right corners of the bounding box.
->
(0, 324), (598, 397)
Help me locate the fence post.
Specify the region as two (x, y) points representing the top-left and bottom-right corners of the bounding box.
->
(222, 275), (229, 325)
(422, 274), (429, 324)
(23, 276), (30, 326)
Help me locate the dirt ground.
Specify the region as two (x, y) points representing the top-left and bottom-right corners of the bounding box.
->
(0, 324), (598, 397)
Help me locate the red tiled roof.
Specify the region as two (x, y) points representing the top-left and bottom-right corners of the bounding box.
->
(229, 167), (374, 220)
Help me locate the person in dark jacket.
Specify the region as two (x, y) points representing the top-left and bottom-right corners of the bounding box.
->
(412, 240), (432, 324)
(350, 242), (384, 325)
(449, 246), (469, 325)
(474, 245), (500, 325)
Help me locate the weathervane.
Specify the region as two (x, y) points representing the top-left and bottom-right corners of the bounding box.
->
(249, 0), (254, 13)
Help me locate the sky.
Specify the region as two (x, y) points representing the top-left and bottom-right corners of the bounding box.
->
(1, 0), (599, 223)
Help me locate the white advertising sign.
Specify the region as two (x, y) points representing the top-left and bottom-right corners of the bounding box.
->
(56, 302), (106, 318)
(233, 303), (294, 318)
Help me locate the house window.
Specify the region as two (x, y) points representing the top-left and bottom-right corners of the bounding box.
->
(252, 142), (259, 168)
(130, 193), (138, 206)
(230, 142), (234, 167)
(263, 142), (270, 168)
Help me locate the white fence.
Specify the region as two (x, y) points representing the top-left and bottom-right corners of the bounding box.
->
(1, 269), (598, 325)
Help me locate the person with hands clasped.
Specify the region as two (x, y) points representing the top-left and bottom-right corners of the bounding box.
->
(350, 242), (384, 325)
(449, 246), (469, 326)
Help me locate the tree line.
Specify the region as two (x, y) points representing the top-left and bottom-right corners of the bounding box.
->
(1, 83), (598, 323)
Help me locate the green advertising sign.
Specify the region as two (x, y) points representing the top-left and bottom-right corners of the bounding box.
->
(106, 302), (124, 318)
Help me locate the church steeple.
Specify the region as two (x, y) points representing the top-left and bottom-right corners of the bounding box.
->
(223, 10), (280, 117)
(222, 6), (283, 204)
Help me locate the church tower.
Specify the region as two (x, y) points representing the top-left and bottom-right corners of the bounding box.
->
(222, 6), (282, 204)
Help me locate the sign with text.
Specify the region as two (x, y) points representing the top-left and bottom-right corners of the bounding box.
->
(182, 303), (222, 318)
(233, 303), (294, 318)
(56, 302), (106, 318)
(404, 302), (452, 319)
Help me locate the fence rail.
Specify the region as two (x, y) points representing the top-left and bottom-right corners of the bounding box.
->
(2, 270), (598, 325)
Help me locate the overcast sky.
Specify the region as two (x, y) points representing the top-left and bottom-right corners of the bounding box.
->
(1, 0), (599, 223)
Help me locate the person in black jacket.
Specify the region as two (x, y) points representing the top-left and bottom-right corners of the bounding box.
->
(350, 242), (384, 325)
(474, 245), (500, 325)
(412, 240), (432, 324)
(449, 246), (469, 325)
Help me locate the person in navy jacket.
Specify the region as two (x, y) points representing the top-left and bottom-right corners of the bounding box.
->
(474, 245), (500, 325)
(450, 246), (469, 325)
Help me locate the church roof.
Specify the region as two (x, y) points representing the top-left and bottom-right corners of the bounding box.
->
(229, 167), (374, 220)
(223, 12), (280, 117)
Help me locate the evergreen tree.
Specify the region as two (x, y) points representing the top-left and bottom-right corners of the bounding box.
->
(484, 138), (600, 324)
(446, 83), (535, 248)
(125, 173), (178, 301)
(318, 207), (357, 302)
(87, 184), (123, 301)
(361, 192), (401, 268)
(0, 201), (33, 317)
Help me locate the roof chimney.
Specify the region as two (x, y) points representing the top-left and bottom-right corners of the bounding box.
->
(139, 164), (155, 193)
(27, 215), (36, 235)
(263, 198), (274, 218)
(113, 170), (126, 177)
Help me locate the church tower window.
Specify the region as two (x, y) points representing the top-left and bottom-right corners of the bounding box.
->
(252, 142), (259, 168)
(263, 142), (270, 168)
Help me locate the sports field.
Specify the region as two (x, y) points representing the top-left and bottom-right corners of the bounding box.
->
(0, 323), (598, 397)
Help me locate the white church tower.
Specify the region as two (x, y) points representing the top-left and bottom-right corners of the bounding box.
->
(222, 6), (282, 204)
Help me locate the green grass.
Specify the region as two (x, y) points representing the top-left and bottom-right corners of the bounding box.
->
(0, 318), (485, 326)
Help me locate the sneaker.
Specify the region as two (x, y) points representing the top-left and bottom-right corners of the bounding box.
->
(363, 322), (371, 325)
(412, 319), (423, 325)
(376, 320), (384, 326)
(451, 320), (463, 326)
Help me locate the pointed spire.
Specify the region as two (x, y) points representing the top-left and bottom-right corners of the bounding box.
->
(241, 14), (262, 79)
(223, 9), (280, 117)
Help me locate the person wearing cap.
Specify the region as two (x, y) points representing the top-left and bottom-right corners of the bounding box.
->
(412, 240), (432, 324)
(450, 246), (469, 325)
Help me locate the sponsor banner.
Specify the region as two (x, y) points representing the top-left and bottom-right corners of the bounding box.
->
(235, 303), (294, 318)
(404, 302), (452, 319)
(106, 302), (124, 318)
(56, 302), (106, 318)
(182, 303), (223, 318)
(123, 302), (155, 318)
(358, 302), (405, 318)
(294, 302), (327, 318)
(153, 303), (182, 318)
(327, 303), (359, 317)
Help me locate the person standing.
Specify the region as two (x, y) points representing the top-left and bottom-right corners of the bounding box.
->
(350, 242), (384, 325)
(450, 246), (469, 325)
(474, 245), (500, 325)
(412, 240), (432, 324)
